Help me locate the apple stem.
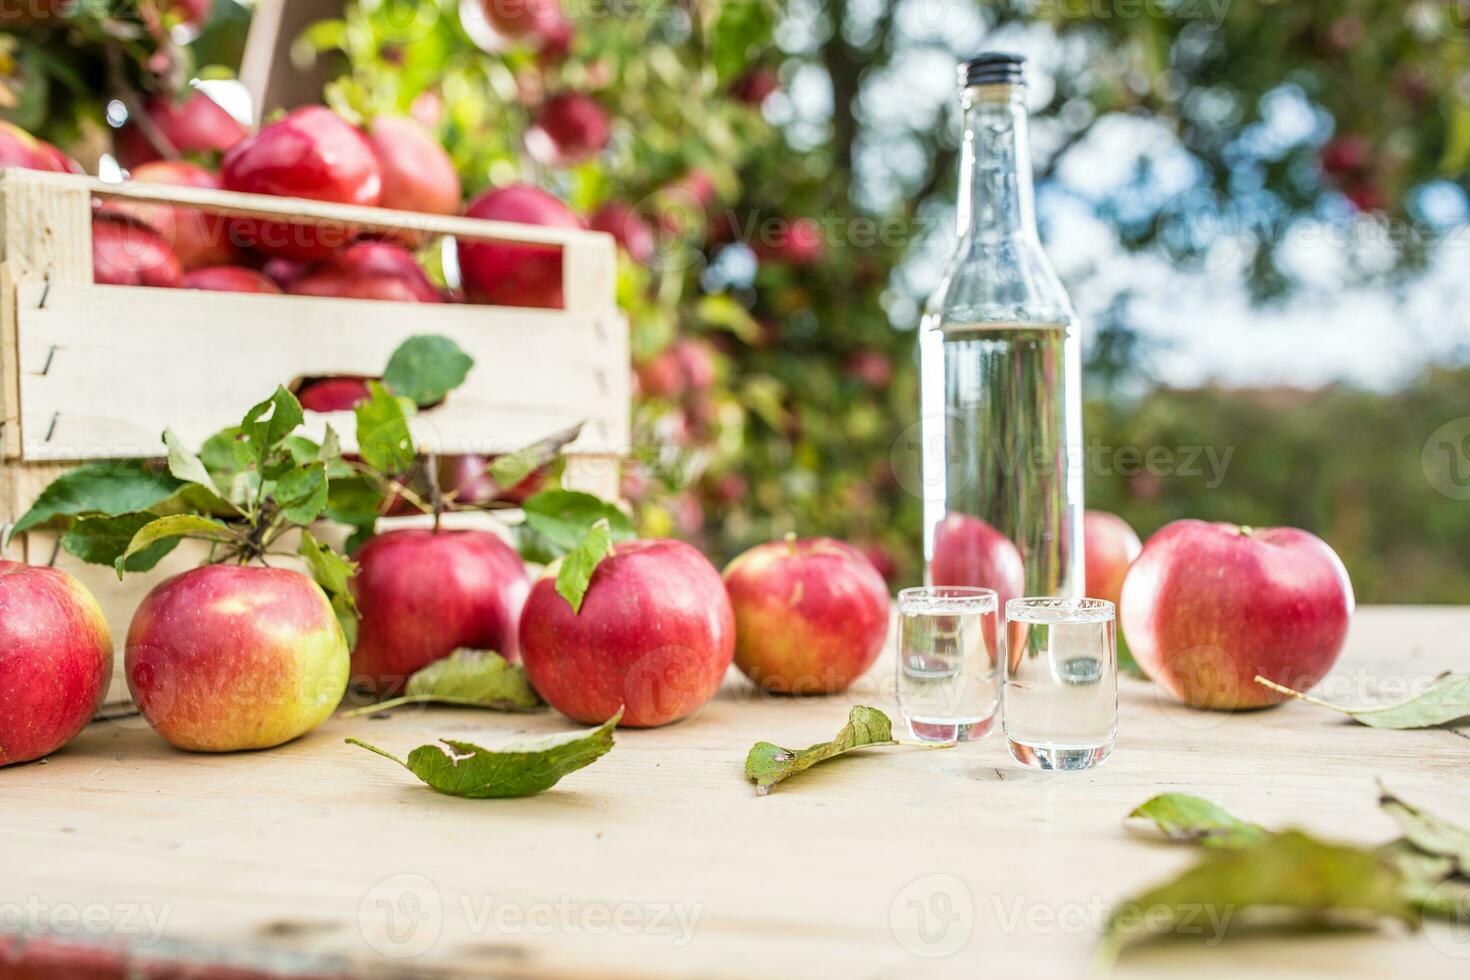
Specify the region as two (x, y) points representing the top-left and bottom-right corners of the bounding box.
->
(784, 531), (798, 557)
(1253, 675), (1350, 714)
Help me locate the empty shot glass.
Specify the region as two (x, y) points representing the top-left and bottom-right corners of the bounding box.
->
(895, 587), (1002, 743)
(1003, 597), (1117, 770)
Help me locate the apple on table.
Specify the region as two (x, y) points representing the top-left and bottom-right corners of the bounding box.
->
(1121, 520), (1355, 710)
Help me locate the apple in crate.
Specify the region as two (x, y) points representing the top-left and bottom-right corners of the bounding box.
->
(930, 512), (1025, 612)
(723, 537), (889, 693)
(0, 563), (113, 766)
(115, 89), (248, 168)
(298, 378), (372, 412)
(288, 241), (442, 303)
(221, 106), (382, 261)
(92, 212), (184, 288)
(1083, 509), (1141, 606)
(126, 566), (349, 751)
(1121, 520), (1354, 710)
(520, 539), (735, 727)
(183, 265), (282, 294)
(0, 120), (82, 173)
(457, 183), (582, 308)
(365, 115), (461, 248)
(350, 530), (530, 695)
(107, 160), (240, 271)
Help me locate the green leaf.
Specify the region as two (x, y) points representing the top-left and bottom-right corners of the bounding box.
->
(63, 513), (179, 572)
(274, 464), (329, 525)
(695, 293), (761, 343)
(745, 706), (897, 796)
(1127, 794), (1268, 849)
(115, 515), (238, 578)
(1097, 831), (1415, 964)
(347, 709), (620, 799)
(1255, 673), (1470, 729)
(520, 489), (634, 556)
(325, 474), (384, 531)
(354, 381), (417, 474)
(342, 650), (543, 718)
(479, 423), (584, 497)
(554, 520), (614, 614)
(298, 531), (359, 649)
(241, 386), (305, 463)
(1380, 789), (1470, 873)
(12, 461), (184, 536)
(382, 335), (474, 407)
(163, 427), (225, 499)
(707, 0), (778, 85)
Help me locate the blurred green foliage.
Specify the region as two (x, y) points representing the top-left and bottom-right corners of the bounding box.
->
(1086, 366), (1470, 604)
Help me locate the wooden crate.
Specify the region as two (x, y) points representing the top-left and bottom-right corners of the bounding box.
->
(0, 168), (627, 697)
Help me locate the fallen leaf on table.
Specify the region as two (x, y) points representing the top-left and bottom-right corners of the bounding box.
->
(341, 650), (543, 719)
(1254, 673), (1470, 729)
(1127, 793), (1268, 849)
(1379, 787), (1470, 873)
(1098, 830), (1416, 965)
(745, 705), (896, 796)
(348, 710), (619, 799)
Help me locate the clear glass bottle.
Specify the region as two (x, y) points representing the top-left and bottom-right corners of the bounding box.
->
(920, 53), (1084, 605)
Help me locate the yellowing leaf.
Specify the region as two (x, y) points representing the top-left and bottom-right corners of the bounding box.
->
(1256, 673), (1470, 729)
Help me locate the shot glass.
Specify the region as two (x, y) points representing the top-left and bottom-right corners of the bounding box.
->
(895, 586), (1001, 743)
(1003, 597), (1117, 771)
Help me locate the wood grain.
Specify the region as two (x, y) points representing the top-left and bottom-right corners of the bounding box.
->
(0, 607), (1465, 978)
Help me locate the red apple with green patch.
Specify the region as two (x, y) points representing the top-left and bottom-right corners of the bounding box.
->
(126, 565), (350, 752)
(1120, 520), (1354, 710)
(350, 529), (531, 695)
(723, 537), (890, 693)
(0, 562), (113, 766)
(1083, 509), (1141, 606)
(519, 539), (735, 727)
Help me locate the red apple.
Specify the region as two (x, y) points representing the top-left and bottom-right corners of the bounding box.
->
(526, 93), (609, 167)
(108, 160), (239, 270)
(519, 538), (735, 727)
(457, 183), (582, 308)
(92, 212), (184, 288)
(114, 89), (248, 169)
(731, 67), (779, 106)
(674, 338), (716, 391)
(288, 241), (442, 303)
(440, 455), (547, 506)
(930, 513), (1026, 614)
(365, 115), (461, 247)
(261, 256), (313, 290)
(126, 566), (349, 751)
(589, 202), (655, 265)
(755, 215), (825, 265)
(1083, 509), (1142, 606)
(351, 529), (531, 695)
(1120, 520), (1355, 710)
(723, 537), (889, 694)
(221, 106), (382, 260)
(0, 562), (113, 766)
(0, 119), (81, 173)
(476, 0), (562, 40)
(298, 377), (372, 412)
(183, 265), (282, 294)
(633, 349), (685, 400)
(845, 349), (892, 388)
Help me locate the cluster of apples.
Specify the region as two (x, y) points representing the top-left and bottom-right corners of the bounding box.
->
(0, 520), (894, 764)
(937, 509), (1356, 711)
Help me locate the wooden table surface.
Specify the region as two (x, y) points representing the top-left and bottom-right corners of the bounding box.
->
(3, 605), (1468, 979)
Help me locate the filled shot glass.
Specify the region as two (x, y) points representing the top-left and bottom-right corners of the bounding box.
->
(895, 587), (1001, 743)
(1003, 597), (1117, 770)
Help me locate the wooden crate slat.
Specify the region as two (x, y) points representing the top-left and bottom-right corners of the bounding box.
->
(14, 282), (630, 464)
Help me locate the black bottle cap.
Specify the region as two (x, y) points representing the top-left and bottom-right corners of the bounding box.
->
(961, 52), (1025, 88)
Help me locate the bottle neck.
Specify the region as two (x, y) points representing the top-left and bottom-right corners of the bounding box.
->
(956, 84), (1037, 244)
